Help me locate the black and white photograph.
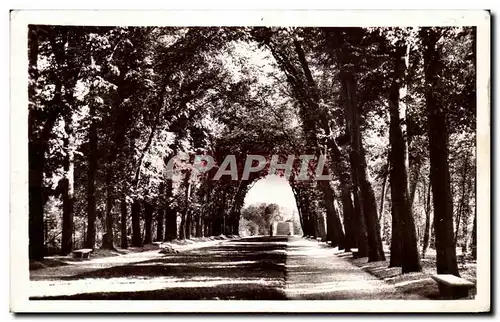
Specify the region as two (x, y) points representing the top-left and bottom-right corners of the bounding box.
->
(9, 10), (490, 313)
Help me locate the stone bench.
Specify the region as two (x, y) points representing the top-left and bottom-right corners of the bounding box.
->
(73, 248), (93, 260)
(350, 248), (359, 258)
(431, 274), (475, 299)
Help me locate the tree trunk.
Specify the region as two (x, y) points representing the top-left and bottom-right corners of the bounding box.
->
(185, 211), (193, 239)
(156, 208), (164, 242)
(101, 179), (115, 249)
(387, 42), (421, 272)
(456, 152), (470, 249)
(143, 202), (153, 244)
(120, 196), (128, 249)
(461, 159), (473, 254)
(195, 212), (203, 237)
(341, 186), (356, 251)
(421, 27), (459, 276)
(295, 201), (305, 235)
(131, 198), (142, 247)
(409, 159), (423, 208)
(379, 163), (389, 220)
(155, 183), (165, 241)
(318, 180), (345, 248)
(179, 169), (192, 240)
(302, 189), (315, 237)
(350, 186), (369, 257)
(179, 210), (187, 239)
(389, 191), (403, 267)
(28, 153), (46, 259)
(471, 206), (477, 260)
(422, 179), (432, 258)
(455, 204), (462, 246)
(61, 115), (74, 255)
(379, 162), (389, 242)
(29, 140), (46, 260)
(164, 178), (177, 241)
(85, 99), (98, 250)
(164, 205), (177, 241)
(291, 185), (307, 236)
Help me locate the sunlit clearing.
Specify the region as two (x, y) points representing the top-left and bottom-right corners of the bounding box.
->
(244, 175), (298, 215)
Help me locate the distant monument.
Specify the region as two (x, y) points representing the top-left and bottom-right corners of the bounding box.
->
(270, 221), (293, 236)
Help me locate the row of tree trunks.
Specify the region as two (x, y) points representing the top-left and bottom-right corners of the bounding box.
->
(340, 68), (385, 262)
(326, 142), (361, 252)
(228, 182), (250, 236)
(291, 38), (347, 247)
(318, 180), (345, 248)
(290, 184), (317, 238)
(261, 36), (329, 240)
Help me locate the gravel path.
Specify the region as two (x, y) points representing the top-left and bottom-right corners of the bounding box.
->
(30, 240), (227, 281)
(284, 237), (425, 300)
(30, 237), (287, 300)
(30, 236), (425, 300)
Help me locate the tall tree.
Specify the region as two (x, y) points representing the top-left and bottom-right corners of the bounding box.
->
(332, 28), (385, 261)
(386, 34), (421, 272)
(420, 27), (459, 276)
(60, 113), (75, 255)
(28, 25), (46, 260)
(85, 89), (98, 249)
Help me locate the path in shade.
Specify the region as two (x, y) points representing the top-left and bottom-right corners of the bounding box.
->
(284, 237), (424, 300)
(30, 236), (288, 300)
(30, 236), (423, 300)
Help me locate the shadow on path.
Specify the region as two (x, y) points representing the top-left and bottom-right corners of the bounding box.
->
(31, 237), (287, 300)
